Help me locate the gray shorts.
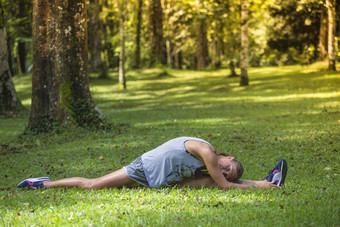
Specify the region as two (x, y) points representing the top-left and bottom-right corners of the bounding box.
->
(122, 157), (150, 187)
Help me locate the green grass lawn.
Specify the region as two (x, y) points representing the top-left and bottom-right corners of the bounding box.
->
(0, 62), (339, 226)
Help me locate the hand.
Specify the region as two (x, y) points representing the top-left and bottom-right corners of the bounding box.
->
(255, 180), (280, 189)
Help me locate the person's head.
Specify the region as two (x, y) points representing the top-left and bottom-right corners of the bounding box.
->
(215, 151), (243, 182)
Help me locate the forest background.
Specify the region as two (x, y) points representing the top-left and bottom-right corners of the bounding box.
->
(2, 0), (340, 78)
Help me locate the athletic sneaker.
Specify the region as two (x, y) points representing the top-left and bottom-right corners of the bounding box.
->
(17, 177), (52, 189)
(265, 159), (287, 186)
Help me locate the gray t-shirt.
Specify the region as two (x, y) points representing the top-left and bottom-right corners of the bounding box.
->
(141, 137), (214, 188)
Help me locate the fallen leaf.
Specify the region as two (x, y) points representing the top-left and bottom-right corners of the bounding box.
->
(16, 212), (21, 218)
(214, 202), (223, 207)
(317, 186), (327, 190)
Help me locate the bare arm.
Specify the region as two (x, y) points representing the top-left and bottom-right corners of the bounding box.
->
(179, 176), (277, 189)
(185, 140), (278, 190)
(185, 141), (254, 190)
(235, 179), (278, 189)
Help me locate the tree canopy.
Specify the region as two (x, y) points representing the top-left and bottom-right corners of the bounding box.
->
(1, 0), (338, 74)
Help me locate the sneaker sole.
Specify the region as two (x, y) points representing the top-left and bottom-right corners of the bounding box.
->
(279, 159), (287, 186)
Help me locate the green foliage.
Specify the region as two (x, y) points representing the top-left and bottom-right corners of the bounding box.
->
(1, 62), (339, 225)
(265, 0), (321, 65)
(3, 0), (340, 74)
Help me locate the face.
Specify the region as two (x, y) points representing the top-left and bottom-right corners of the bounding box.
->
(217, 156), (237, 182)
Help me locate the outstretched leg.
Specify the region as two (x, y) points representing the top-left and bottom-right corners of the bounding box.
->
(43, 169), (140, 189)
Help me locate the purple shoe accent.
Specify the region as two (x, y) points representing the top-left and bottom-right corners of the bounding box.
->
(17, 177), (52, 188)
(265, 159), (287, 186)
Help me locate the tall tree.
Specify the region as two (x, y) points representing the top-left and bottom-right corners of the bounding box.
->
(134, 0), (142, 69)
(29, 0), (103, 131)
(164, 0), (172, 67)
(0, 0), (22, 114)
(326, 0), (336, 71)
(117, 0), (126, 89)
(17, 0), (28, 74)
(88, 0), (103, 71)
(3, 0), (32, 75)
(148, 0), (166, 66)
(196, 0), (209, 70)
(240, 0), (249, 86)
(319, 5), (328, 59)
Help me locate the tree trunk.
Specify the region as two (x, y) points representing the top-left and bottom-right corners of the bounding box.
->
(148, 0), (166, 66)
(117, 0), (126, 89)
(0, 1), (22, 114)
(326, 0), (336, 71)
(212, 36), (220, 68)
(29, 0), (103, 131)
(17, 42), (26, 74)
(172, 15), (182, 69)
(6, 37), (14, 77)
(196, 18), (209, 70)
(164, 0), (172, 68)
(319, 6), (328, 59)
(196, 0), (209, 70)
(17, 0), (27, 74)
(240, 0), (249, 86)
(173, 50), (182, 69)
(88, 0), (103, 72)
(134, 0), (142, 69)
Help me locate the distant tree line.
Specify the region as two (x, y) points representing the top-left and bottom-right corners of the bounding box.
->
(1, 0), (339, 75)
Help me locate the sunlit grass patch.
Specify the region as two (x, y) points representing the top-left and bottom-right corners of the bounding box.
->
(1, 62), (339, 226)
